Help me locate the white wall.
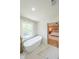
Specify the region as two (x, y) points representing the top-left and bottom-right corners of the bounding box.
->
(37, 19), (58, 45)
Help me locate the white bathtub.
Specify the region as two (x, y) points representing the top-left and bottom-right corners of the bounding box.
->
(24, 35), (42, 53)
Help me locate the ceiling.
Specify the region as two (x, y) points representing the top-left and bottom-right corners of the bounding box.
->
(21, 0), (59, 21)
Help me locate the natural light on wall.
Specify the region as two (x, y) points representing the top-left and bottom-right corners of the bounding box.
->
(23, 21), (33, 39)
(21, 17), (37, 41)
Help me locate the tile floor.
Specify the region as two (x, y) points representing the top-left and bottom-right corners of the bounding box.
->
(20, 44), (59, 59)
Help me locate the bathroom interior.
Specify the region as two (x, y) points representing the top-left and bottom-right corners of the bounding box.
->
(20, 0), (59, 59)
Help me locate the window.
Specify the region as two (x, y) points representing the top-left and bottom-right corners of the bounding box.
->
(22, 18), (37, 41)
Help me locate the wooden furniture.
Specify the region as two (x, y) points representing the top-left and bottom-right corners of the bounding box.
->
(48, 22), (59, 48)
(48, 37), (59, 48)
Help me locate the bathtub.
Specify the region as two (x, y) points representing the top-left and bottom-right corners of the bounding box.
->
(24, 35), (42, 53)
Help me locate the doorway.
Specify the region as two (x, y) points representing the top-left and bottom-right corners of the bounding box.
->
(48, 22), (59, 48)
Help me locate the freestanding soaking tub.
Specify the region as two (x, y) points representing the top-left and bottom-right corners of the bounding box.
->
(24, 35), (42, 53)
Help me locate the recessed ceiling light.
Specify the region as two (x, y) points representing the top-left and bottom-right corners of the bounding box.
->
(32, 8), (36, 11)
